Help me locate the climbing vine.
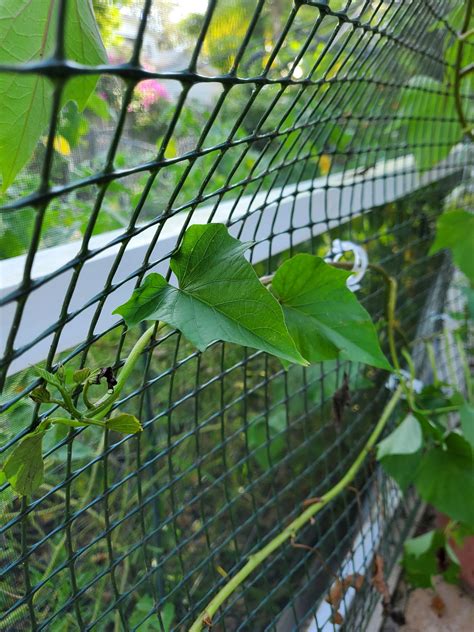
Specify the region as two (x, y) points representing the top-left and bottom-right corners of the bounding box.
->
(0, 0), (473, 629)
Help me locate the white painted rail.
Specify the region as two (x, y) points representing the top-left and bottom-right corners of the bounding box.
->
(0, 153), (463, 375)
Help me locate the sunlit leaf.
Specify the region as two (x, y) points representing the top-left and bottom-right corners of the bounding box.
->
(0, 0), (106, 190)
(53, 135), (71, 156)
(2, 429), (45, 496)
(319, 153), (332, 175)
(114, 224), (307, 366)
(377, 414), (423, 459)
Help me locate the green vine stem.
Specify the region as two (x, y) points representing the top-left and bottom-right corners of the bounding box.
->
(84, 323), (158, 420)
(189, 385), (403, 632)
(454, 0), (474, 141)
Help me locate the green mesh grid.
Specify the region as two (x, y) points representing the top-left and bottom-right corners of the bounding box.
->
(0, 1), (472, 631)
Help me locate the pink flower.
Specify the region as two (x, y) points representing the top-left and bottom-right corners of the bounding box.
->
(135, 79), (169, 110)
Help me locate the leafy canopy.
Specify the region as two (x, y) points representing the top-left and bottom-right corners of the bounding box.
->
(402, 530), (460, 588)
(0, 0), (106, 190)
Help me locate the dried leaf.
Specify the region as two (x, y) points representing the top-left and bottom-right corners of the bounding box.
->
(372, 554), (390, 605)
(332, 372), (351, 429)
(325, 579), (343, 608)
(431, 594), (445, 618)
(343, 573), (364, 591)
(202, 613), (213, 627)
(302, 496), (324, 507)
(331, 611), (343, 625)
(319, 153), (332, 175)
(90, 367), (117, 390)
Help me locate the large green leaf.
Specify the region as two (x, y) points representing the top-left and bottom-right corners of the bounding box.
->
(115, 224), (307, 366)
(270, 254), (391, 369)
(2, 429), (45, 496)
(0, 0), (106, 190)
(430, 210), (474, 285)
(414, 433), (474, 527)
(398, 76), (462, 172)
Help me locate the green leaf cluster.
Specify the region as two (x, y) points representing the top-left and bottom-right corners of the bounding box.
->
(115, 224), (390, 371)
(402, 530), (460, 588)
(378, 398), (474, 528)
(1, 365), (142, 496)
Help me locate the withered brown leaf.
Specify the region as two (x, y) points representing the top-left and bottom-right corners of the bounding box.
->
(332, 372), (351, 429)
(372, 554), (390, 605)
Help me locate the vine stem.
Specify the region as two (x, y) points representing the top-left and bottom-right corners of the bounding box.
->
(85, 324), (157, 420)
(189, 385), (403, 632)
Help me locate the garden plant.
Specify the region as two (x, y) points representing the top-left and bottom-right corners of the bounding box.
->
(0, 1), (473, 630)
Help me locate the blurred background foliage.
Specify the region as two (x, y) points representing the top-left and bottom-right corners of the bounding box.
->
(0, 0), (463, 259)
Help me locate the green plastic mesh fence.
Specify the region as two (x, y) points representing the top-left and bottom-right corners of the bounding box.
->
(0, 1), (472, 631)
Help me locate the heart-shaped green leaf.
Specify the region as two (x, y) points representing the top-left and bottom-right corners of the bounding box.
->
(2, 429), (46, 496)
(377, 414), (423, 459)
(377, 414), (423, 492)
(270, 254), (391, 370)
(114, 224), (307, 366)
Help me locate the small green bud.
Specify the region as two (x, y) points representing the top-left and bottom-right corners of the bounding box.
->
(73, 368), (91, 384)
(29, 386), (52, 404)
(57, 364), (66, 382)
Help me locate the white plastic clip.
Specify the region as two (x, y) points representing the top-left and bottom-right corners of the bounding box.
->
(385, 369), (424, 396)
(325, 239), (368, 291)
